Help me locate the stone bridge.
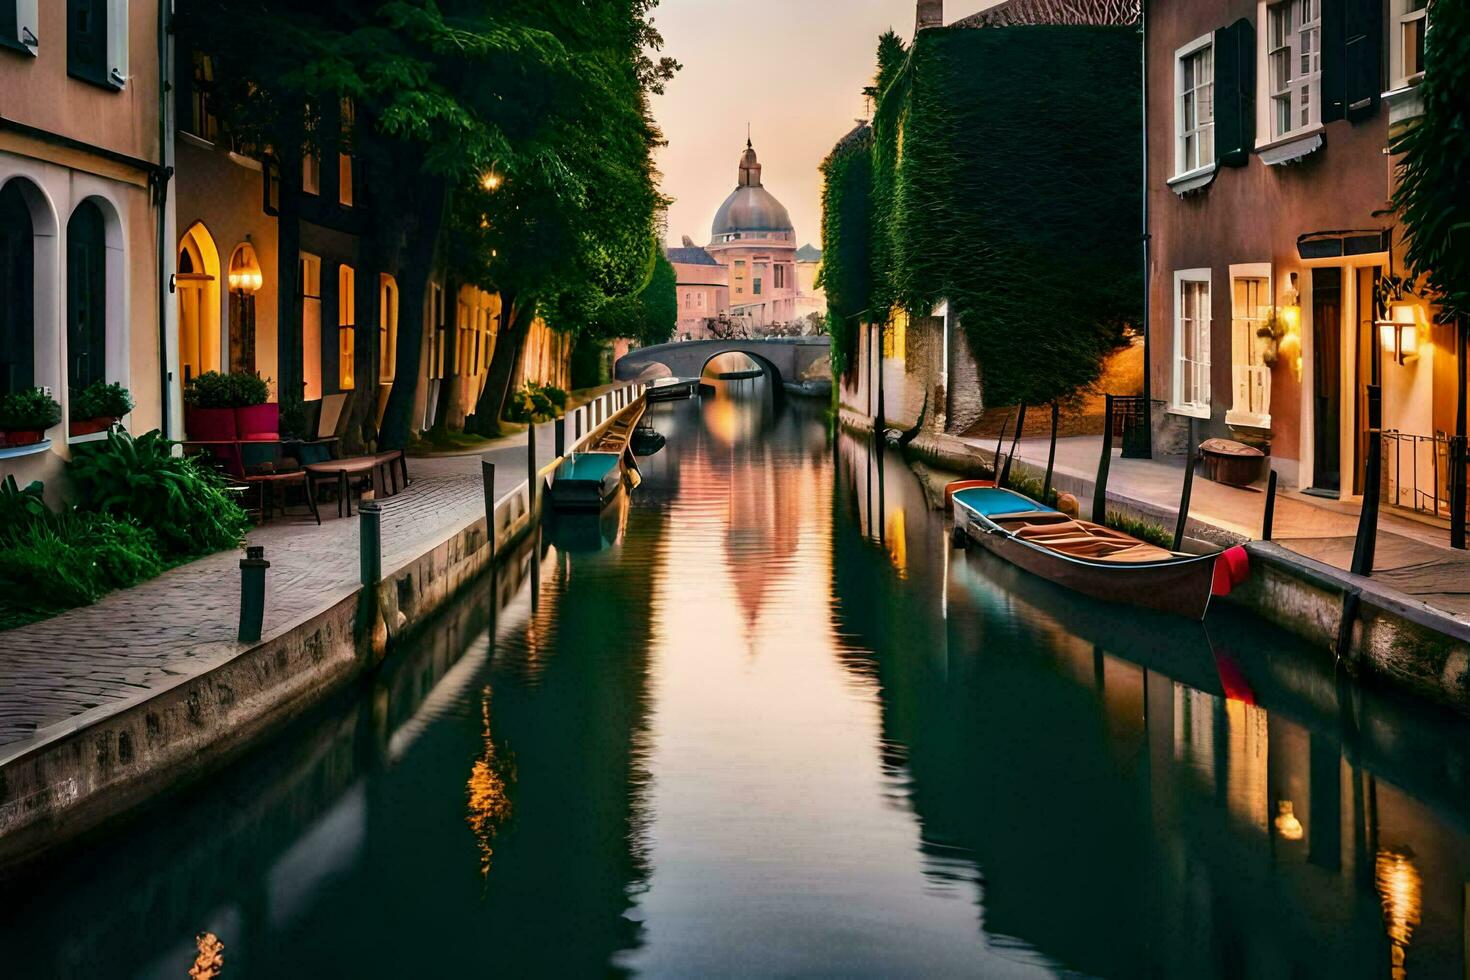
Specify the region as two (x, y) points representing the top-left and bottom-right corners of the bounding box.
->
(614, 336), (831, 387)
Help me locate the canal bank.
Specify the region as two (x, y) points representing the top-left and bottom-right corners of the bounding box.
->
(0, 385), (648, 874)
(838, 406), (1470, 718)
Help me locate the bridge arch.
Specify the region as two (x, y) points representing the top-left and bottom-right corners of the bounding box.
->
(614, 336), (830, 390)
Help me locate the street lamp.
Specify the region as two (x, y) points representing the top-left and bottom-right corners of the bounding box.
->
(227, 242), (263, 295)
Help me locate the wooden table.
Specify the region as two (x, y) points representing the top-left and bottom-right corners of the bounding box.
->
(245, 469), (320, 525)
(304, 452), (410, 517)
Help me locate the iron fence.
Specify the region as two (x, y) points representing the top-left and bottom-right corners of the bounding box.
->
(1380, 429), (1469, 521)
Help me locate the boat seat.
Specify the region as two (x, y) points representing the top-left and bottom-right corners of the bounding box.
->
(1014, 520), (1086, 539)
(1095, 543), (1175, 563)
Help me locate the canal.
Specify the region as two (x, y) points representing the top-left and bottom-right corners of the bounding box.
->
(7, 380), (1470, 978)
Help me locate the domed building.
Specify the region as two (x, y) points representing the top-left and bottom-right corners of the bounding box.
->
(702, 139), (800, 330)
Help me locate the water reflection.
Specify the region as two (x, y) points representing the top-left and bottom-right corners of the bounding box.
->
(4, 383), (1470, 978)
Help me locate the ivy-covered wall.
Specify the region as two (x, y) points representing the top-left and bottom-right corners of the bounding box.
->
(822, 24), (1142, 407)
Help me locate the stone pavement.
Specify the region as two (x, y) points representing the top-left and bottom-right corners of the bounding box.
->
(0, 416), (571, 760)
(969, 434), (1470, 623)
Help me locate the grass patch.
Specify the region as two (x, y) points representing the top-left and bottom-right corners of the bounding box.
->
(409, 428), (499, 456)
(1105, 510), (1174, 548)
(1001, 470), (1060, 508)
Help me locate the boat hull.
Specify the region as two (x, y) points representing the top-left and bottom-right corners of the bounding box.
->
(953, 494), (1219, 620)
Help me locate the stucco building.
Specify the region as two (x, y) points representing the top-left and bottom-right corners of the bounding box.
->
(0, 0), (172, 497)
(1146, 0), (1460, 522)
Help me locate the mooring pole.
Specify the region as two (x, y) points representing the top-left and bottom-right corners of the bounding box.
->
(1042, 401), (1060, 503)
(527, 420), (538, 517)
(1093, 395), (1115, 522)
(1262, 468), (1278, 541)
(1451, 314), (1467, 550)
(1173, 436), (1197, 552)
(1001, 402), (1027, 488)
(875, 322), (886, 446)
(993, 409), (1012, 482)
(1351, 384), (1383, 576)
(482, 459), (496, 563)
(555, 416), (566, 459)
(360, 500), (382, 587)
(238, 545), (269, 643)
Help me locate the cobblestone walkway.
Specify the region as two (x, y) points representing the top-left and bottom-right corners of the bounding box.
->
(0, 420), (567, 760)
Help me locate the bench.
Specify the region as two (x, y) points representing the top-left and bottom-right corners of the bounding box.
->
(304, 450), (410, 517)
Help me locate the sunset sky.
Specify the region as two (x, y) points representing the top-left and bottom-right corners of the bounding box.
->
(649, 0), (1002, 251)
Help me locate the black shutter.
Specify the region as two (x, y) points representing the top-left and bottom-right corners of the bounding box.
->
(1321, 0), (1345, 122)
(67, 0), (109, 86)
(1343, 0), (1382, 119)
(1215, 19), (1256, 167)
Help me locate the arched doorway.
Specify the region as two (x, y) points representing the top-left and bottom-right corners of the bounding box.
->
(227, 242), (262, 374)
(0, 180), (35, 394)
(177, 222), (221, 385)
(66, 200), (107, 390)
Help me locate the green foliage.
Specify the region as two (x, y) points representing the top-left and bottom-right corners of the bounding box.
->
(0, 475), (48, 528)
(1104, 510), (1174, 549)
(0, 511), (164, 629)
(184, 371), (269, 409)
(68, 430), (250, 556)
(0, 386), (62, 430)
(1391, 0), (1470, 318)
(822, 26), (1141, 405)
(585, 250), (678, 347)
(70, 381), (134, 420)
(505, 381), (568, 423)
(278, 393), (308, 439)
(819, 123), (875, 377)
(1001, 470), (1060, 508)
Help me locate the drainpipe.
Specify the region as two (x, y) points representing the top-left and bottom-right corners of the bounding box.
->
(155, 0), (175, 438)
(1139, 0), (1153, 457)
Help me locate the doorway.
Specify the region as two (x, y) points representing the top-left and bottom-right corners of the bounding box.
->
(177, 223), (221, 385)
(1310, 267), (1343, 495)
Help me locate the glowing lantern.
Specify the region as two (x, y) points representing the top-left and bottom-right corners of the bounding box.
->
(227, 243), (263, 295)
(1377, 301), (1422, 365)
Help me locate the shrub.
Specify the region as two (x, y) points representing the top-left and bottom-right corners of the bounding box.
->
(278, 393), (308, 440)
(1001, 470), (1059, 508)
(68, 429), (250, 555)
(542, 385), (569, 409)
(0, 387), (62, 430)
(1104, 510), (1174, 549)
(0, 475), (48, 530)
(0, 512), (162, 629)
(185, 371), (270, 409)
(505, 381), (566, 423)
(70, 381), (134, 420)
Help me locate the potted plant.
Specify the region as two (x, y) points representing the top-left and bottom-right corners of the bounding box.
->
(184, 371), (239, 440)
(0, 387), (62, 448)
(68, 381), (133, 437)
(230, 372), (278, 440)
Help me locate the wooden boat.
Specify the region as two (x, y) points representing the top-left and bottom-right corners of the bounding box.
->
(948, 481), (1247, 621)
(646, 376), (700, 402)
(549, 398), (645, 511)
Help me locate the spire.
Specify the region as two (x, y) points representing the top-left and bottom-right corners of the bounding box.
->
(738, 138), (762, 188)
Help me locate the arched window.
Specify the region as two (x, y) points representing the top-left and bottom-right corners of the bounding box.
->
(67, 199), (107, 390)
(177, 222), (221, 385)
(337, 263), (355, 390)
(227, 242), (262, 374)
(378, 273), (398, 384)
(0, 181), (35, 394)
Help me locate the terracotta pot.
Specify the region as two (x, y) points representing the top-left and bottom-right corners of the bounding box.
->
(0, 429), (44, 448)
(68, 416), (114, 437)
(234, 402), (280, 440)
(185, 405), (238, 441)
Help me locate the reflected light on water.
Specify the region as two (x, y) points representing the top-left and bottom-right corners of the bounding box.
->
(188, 932), (224, 979)
(466, 686), (515, 877)
(885, 507), (907, 577)
(1376, 847), (1422, 979)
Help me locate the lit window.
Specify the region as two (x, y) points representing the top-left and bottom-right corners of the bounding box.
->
(378, 274), (398, 383)
(1266, 0), (1321, 139)
(1175, 36), (1214, 175)
(187, 52), (219, 141)
(1392, 0), (1428, 88)
(338, 98), (355, 207)
(338, 263), (355, 390)
(1173, 269), (1211, 417)
(1228, 268), (1271, 426)
(302, 105), (321, 195)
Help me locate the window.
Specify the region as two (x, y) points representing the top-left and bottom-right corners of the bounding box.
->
(338, 98), (355, 208)
(1172, 270), (1211, 417)
(0, 181), (34, 394)
(1267, 0), (1321, 139)
(337, 263), (355, 390)
(774, 265), (786, 290)
(302, 106), (321, 195)
(188, 52), (219, 141)
(1392, 0), (1428, 88)
(300, 254), (322, 399)
(67, 0), (124, 89)
(427, 282), (447, 381)
(378, 274), (398, 383)
(2, 1), (39, 55)
(67, 200), (108, 391)
(753, 277), (762, 296)
(1228, 267), (1272, 426)
(1175, 36), (1214, 175)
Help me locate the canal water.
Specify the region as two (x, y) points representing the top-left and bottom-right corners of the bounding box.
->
(7, 380), (1470, 978)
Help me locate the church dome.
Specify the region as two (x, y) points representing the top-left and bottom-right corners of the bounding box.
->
(711, 140), (794, 239)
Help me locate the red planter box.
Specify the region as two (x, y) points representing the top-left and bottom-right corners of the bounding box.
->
(68, 416), (114, 438)
(235, 403), (279, 440)
(185, 406), (238, 441)
(0, 429), (45, 448)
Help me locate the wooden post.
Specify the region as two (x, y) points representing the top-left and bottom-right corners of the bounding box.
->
(1001, 402), (1026, 488)
(1172, 437), (1197, 552)
(482, 459), (497, 563)
(875, 322), (886, 445)
(993, 409), (1012, 482)
(1452, 314), (1467, 550)
(1262, 468), (1278, 541)
(555, 416), (565, 458)
(527, 420), (538, 517)
(1351, 384), (1383, 576)
(1093, 395), (1114, 522)
(1042, 401), (1059, 503)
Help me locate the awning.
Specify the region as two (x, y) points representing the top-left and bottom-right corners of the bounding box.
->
(1296, 229), (1391, 261)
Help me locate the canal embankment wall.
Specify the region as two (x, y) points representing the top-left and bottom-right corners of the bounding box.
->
(839, 405), (1470, 719)
(0, 386), (647, 875)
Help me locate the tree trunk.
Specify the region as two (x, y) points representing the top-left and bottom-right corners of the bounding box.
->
(469, 296), (533, 435)
(378, 176), (448, 450)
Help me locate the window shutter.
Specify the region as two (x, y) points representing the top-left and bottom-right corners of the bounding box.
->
(1214, 19), (1255, 167)
(1342, 0), (1381, 119)
(1321, 0), (1345, 122)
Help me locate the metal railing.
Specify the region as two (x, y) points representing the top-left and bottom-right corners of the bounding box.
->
(1379, 429), (1469, 521)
